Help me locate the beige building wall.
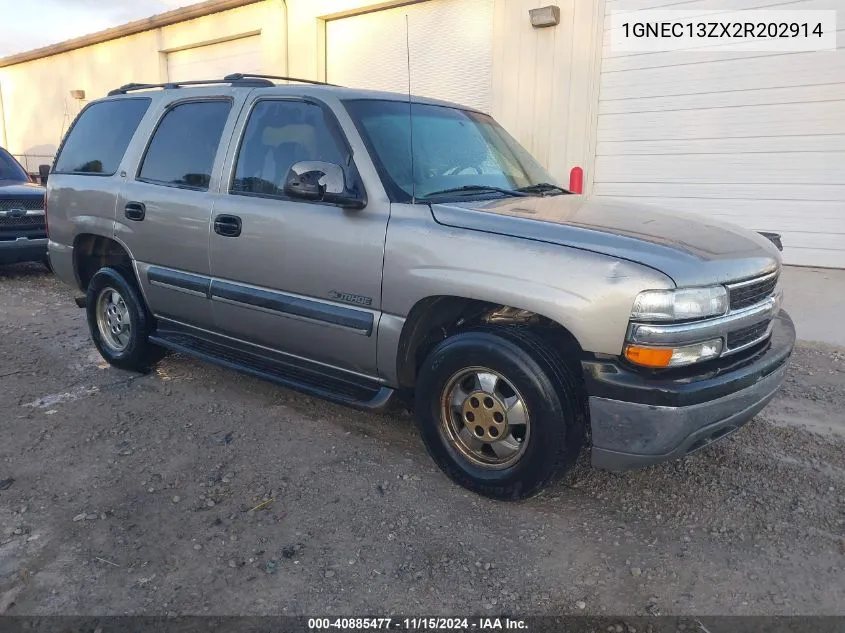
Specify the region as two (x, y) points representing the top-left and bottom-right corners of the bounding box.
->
(287, 0), (605, 189)
(489, 0), (604, 190)
(0, 1), (286, 168)
(1, 0), (604, 188)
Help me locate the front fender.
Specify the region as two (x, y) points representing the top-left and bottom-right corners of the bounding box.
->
(381, 204), (674, 358)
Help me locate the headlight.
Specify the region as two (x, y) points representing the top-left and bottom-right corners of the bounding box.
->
(631, 286), (728, 322)
(624, 338), (723, 368)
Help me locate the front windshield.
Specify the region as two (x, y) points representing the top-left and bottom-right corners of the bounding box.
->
(344, 99), (556, 201)
(0, 148), (29, 182)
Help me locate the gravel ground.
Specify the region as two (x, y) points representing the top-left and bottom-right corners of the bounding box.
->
(0, 263), (843, 617)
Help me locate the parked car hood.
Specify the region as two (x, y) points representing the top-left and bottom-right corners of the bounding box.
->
(430, 195), (781, 287)
(0, 180), (45, 197)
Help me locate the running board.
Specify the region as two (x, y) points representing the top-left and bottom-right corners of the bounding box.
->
(149, 324), (396, 412)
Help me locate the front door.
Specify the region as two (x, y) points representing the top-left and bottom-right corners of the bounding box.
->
(115, 89), (245, 330)
(208, 96), (389, 377)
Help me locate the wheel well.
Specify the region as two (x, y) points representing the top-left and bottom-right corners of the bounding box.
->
(395, 296), (583, 390)
(73, 234), (134, 291)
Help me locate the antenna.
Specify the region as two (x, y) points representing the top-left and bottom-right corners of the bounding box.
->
(405, 14), (416, 204)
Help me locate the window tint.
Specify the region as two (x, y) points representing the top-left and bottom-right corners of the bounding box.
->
(344, 99), (553, 201)
(231, 100), (347, 197)
(139, 100), (231, 190)
(0, 148), (28, 182)
(54, 98), (150, 175)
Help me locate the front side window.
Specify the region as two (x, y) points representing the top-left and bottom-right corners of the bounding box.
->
(0, 148), (28, 182)
(343, 99), (555, 201)
(231, 100), (348, 198)
(139, 100), (232, 190)
(54, 98), (151, 175)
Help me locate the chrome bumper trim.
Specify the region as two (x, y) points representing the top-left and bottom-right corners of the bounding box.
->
(725, 270), (778, 289)
(627, 295), (780, 347)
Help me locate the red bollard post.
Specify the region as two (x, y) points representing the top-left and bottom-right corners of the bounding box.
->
(569, 166), (583, 194)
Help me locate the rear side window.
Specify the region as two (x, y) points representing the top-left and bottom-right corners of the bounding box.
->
(138, 100), (232, 191)
(54, 98), (150, 175)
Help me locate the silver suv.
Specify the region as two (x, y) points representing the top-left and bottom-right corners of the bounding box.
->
(46, 74), (795, 500)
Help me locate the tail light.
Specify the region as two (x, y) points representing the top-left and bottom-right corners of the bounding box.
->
(43, 191), (49, 238)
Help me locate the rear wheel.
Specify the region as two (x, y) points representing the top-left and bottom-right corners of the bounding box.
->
(86, 267), (164, 372)
(414, 327), (585, 500)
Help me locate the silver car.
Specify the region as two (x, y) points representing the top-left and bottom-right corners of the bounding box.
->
(46, 74), (795, 500)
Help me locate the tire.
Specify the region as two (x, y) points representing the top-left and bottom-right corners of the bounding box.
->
(414, 326), (586, 501)
(86, 267), (164, 372)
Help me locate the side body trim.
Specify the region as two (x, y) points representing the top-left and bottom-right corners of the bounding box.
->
(143, 264), (374, 336)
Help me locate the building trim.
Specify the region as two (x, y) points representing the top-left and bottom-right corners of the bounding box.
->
(0, 81), (7, 147)
(160, 30), (263, 55)
(319, 0), (427, 21)
(583, 0), (607, 197)
(0, 0), (266, 68)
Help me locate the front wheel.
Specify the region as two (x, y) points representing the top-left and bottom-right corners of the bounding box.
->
(86, 267), (164, 372)
(414, 327), (586, 501)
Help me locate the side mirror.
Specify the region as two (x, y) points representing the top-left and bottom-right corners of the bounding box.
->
(283, 161), (365, 209)
(38, 164), (51, 186)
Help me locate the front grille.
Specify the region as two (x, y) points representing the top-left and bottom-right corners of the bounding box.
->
(0, 198), (43, 211)
(727, 321), (770, 350)
(728, 273), (778, 311)
(0, 214), (45, 230)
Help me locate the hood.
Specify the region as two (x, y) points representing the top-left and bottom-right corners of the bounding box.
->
(0, 180), (45, 197)
(430, 195), (781, 287)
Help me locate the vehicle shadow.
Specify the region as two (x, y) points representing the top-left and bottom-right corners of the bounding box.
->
(0, 261), (53, 280)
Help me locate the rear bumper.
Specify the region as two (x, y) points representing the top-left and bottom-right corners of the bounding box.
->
(583, 311), (795, 471)
(0, 237), (47, 264)
(47, 240), (78, 288)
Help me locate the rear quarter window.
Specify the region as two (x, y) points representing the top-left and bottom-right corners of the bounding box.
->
(53, 98), (151, 176)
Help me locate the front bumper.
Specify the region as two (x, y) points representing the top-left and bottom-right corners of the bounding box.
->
(583, 310), (795, 471)
(0, 237), (48, 264)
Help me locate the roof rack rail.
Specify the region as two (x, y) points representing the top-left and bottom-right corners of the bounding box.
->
(107, 76), (274, 96)
(223, 73), (339, 87)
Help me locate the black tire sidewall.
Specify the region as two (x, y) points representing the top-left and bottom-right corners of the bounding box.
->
(86, 267), (154, 370)
(415, 331), (572, 500)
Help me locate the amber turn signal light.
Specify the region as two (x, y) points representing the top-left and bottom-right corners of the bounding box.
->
(624, 345), (673, 368)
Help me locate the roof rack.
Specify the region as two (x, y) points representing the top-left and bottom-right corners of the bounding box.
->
(107, 76), (273, 96)
(223, 73), (338, 86)
(108, 73), (338, 96)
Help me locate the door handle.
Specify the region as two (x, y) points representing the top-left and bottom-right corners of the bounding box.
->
(214, 214), (242, 237)
(124, 202), (146, 221)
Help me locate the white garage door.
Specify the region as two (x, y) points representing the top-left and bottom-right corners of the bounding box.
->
(594, 0), (845, 268)
(167, 36), (263, 83)
(326, 0), (494, 113)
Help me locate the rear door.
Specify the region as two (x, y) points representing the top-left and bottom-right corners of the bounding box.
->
(115, 89), (247, 330)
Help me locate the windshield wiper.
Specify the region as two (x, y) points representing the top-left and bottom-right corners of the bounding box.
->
(515, 182), (571, 196)
(422, 185), (530, 199)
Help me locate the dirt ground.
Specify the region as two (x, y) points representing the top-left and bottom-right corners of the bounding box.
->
(0, 263), (843, 617)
